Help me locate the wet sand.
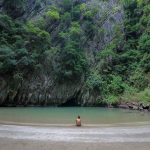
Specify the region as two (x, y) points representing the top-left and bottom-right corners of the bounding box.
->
(0, 123), (150, 150)
(0, 139), (150, 150)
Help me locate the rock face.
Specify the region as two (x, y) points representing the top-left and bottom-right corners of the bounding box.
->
(118, 102), (150, 111)
(0, 0), (123, 106)
(0, 67), (94, 106)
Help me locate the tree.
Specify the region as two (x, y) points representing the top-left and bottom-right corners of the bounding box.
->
(2, 0), (26, 18)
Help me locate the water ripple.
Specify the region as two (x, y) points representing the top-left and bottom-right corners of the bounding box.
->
(0, 124), (150, 143)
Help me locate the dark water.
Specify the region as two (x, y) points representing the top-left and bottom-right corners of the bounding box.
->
(0, 107), (149, 125)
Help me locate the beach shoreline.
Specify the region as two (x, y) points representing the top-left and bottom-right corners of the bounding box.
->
(0, 123), (150, 150)
(0, 121), (150, 128)
(0, 138), (150, 150)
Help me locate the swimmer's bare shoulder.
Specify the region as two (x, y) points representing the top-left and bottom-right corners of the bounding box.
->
(76, 115), (81, 126)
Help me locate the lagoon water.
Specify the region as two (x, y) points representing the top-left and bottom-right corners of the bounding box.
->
(0, 107), (149, 125)
(0, 107), (150, 150)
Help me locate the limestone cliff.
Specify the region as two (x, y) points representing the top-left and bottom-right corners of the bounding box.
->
(0, 0), (123, 106)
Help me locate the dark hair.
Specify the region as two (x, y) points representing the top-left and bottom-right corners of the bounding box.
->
(78, 115), (80, 119)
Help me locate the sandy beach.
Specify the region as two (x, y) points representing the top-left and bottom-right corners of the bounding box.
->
(0, 123), (150, 150)
(0, 138), (150, 150)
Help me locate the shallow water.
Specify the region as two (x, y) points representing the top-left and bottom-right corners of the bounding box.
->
(0, 124), (150, 143)
(0, 107), (149, 125)
(0, 107), (150, 148)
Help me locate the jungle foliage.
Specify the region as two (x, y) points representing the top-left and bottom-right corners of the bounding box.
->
(0, 0), (149, 104)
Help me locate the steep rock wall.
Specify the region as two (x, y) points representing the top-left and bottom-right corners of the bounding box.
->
(0, 0), (123, 106)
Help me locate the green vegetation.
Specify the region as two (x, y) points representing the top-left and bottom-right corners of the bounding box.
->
(0, 0), (149, 105)
(2, 0), (26, 18)
(0, 14), (51, 77)
(94, 0), (150, 104)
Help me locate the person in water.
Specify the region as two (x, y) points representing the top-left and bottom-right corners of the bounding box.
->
(76, 115), (81, 126)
